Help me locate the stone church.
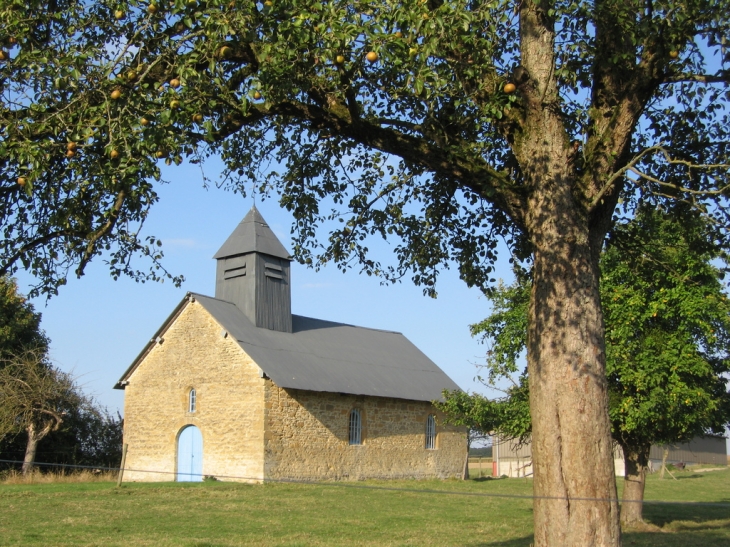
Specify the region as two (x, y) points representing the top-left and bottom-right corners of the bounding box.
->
(115, 206), (465, 482)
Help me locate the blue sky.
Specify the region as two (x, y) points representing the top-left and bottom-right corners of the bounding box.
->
(15, 159), (509, 415)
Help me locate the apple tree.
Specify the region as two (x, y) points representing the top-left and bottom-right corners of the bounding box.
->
(2, 1), (730, 544)
(460, 209), (730, 525)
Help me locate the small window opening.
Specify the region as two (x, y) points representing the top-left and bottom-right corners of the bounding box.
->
(425, 414), (436, 449)
(189, 388), (197, 413)
(349, 408), (362, 445)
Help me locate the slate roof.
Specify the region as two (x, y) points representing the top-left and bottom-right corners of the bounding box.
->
(118, 205), (460, 402)
(213, 205), (290, 260)
(115, 292), (461, 402)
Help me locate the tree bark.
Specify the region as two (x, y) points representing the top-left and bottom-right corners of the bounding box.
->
(659, 446), (669, 479)
(619, 442), (650, 525)
(513, 2), (641, 542)
(525, 187), (621, 546)
(462, 434), (471, 480)
(21, 419), (56, 475)
(515, 19), (622, 535)
(22, 423), (39, 475)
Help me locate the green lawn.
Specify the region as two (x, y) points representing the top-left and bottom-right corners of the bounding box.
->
(0, 467), (728, 546)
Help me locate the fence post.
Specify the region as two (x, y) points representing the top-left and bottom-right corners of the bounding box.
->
(116, 444), (128, 487)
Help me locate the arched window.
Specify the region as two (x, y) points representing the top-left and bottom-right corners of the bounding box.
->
(188, 388), (197, 413)
(349, 408), (362, 445)
(425, 414), (436, 449)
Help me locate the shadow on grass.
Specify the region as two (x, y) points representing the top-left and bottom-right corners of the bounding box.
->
(468, 536), (534, 547)
(463, 505), (730, 547)
(464, 524), (730, 547)
(622, 528), (730, 547)
(643, 502), (730, 528)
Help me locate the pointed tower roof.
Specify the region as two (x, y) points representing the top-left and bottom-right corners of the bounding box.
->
(213, 205), (290, 260)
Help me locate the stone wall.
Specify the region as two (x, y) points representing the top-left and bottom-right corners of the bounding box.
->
(122, 300), (266, 482)
(263, 385), (466, 480)
(122, 300), (466, 483)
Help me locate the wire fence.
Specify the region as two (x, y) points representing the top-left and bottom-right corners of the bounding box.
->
(2, 458), (729, 508)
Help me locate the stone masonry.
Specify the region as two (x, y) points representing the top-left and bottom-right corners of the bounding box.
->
(122, 300), (267, 482)
(264, 386), (465, 480)
(121, 300), (465, 482)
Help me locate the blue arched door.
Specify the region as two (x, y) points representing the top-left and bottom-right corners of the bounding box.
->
(177, 425), (203, 482)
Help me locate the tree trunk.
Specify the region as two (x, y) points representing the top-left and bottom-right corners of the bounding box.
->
(659, 446), (669, 479)
(509, 5), (625, 541)
(22, 423), (39, 475)
(525, 192), (621, 546)
(462, 435), (471, 480)
(21, 419), (56, 475)
(620, 442), (650, 525)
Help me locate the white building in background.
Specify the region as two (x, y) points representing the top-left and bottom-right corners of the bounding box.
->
(493, 435), (727, 478)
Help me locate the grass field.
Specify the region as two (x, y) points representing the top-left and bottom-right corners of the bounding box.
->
(0, 467), (728, 546)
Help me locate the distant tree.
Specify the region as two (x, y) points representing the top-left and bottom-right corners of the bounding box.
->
(0, 279), (122, 474)
(468, 446), (493, 458)
(446, 210), (730, 525)
(0, 387), (124, 473)
(0, 277), (49, 362)
(0, 350), (82, 474)
(38, 401), (124, 470)
(434, 389), (496, 479)
(436, 382), (530, 478)
(601, 210), (730, 524)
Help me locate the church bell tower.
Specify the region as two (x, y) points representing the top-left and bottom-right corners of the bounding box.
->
(213, 206), (292, 333)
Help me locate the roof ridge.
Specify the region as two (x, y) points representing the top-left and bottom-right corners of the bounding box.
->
(191, 293), (404, 336)
(291, 313), (404, 336)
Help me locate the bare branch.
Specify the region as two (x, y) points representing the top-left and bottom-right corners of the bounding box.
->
(628, 166), (730, 196)
(590, 145), (730, 213)
(662, 72), (730, 85)
(589, 145), (668, 212)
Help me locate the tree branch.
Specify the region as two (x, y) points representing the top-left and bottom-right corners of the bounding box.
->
(0, 230), (78, 277)
(662, 72), (730, 85)
(219, 97), (526, 227)
(628, 166), (730, 196)
(591, 143), (730, 213)
(76, 189), (127, 277)
(589, 145), (667, 212)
